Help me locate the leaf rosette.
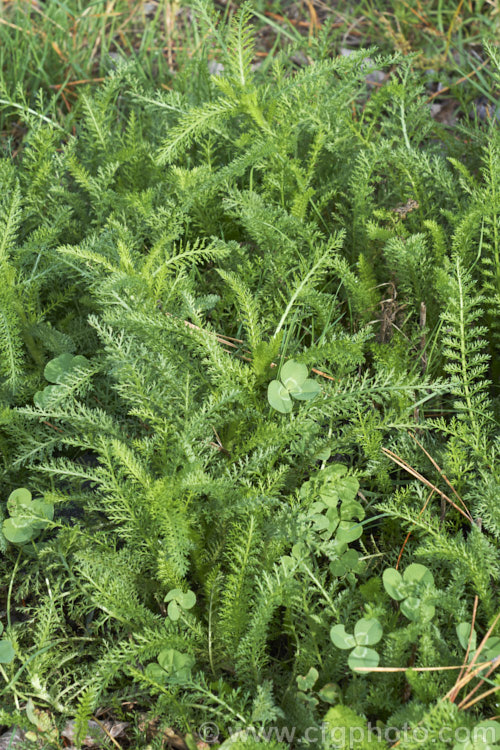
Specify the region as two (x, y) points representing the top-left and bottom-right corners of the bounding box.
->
(382, 563), (436, 622)
(267, 360), (320, 413)
(145, 648), (195, 685)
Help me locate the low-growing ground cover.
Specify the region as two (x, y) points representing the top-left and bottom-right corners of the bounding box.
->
(1, 1), (500, 748)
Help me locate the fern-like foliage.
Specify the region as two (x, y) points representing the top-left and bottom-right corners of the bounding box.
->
(436, 255), (493, 453)
(0, 171), (24, 392)
(0, 3), (499, 741)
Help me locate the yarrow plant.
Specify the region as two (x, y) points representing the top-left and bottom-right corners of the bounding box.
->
(0, 2), (499, 746)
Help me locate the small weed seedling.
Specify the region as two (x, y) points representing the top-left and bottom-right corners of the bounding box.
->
(267, 360), (320, 413)
(146, 649), (195, 686)
(383, 563), (436, 622)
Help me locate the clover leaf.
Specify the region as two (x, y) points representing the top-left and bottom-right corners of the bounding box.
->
(353, 618), (383, 646)
(330, 548), (362, 577)
(457, 623), (500, 673)
(164, 588), (196, 621)
(34, 353), (90, 408)
(330, 624), (357, 650)
(2, 488), (54, 545)
(330, 617), (383, 672)
(452, 720), (500, 750)
(267, 379), (293, 414)
(7, 487), (32, 511)
(44, 353), (89, 384)
(483, 637), (500, 662)
(318, 465), (360, 509)
(382, 563), (435, 622)
(33, 386), (62, 409)
(302, 465), (365, 564)
(145, 648), (195, 685)
(267, 360), (320, 413)
(2, 517), (35, 545)
(317, 683), (342, 705)
(456, 622), (477, 653)
(296, 666), (319, 692)
(335, 520), (364, 546)
(0, 622), (15, 664)
(25, 699), (59, 745)
(280, 360), (309, 393)
(296, 667), (327, 708)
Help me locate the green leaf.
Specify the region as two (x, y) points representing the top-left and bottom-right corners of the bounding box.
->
(330, 549), (360, 577)
(315, 447), (331, 461)
(25, 699), (38, 727)
(317, 683), (342, 705)
(30, 499), (54, 529)
(320, 487), (342, 506)
(44, 353), (89, 384)
(403, 563), (434, 587)
(157, 649), (195, 683)
(318, 487), (341, 509)
(339, 497), (365, 521)
(311, 514), (333, 533)
(336, 475), (359, 501)
(382, 568), (406, 601)
(34, 385), (62, 408)
(325, 464), (347, 479)
(484, 637), (500, 662)
(324, 705), (369, 738)
(330, 625), (356, 650)
(330, 538), (348, 557)
(178, 590), (196, 609)
(184, 734), (199, 750)
(453, 720), (500, 750)
(320, 469), (359, 507)
(291, 542), (306, 559)
(44, 353), (75, 383)
(280, 360), (308, 391)
(7, 488), (31, 513)
(456, 622), (477, 652)
(71, 355), (90, 369)
(296, 666), (319, 691)
(167, 600), (180, 621)
(354, 618), (383, 646)
(279, 555), (295, 575)
(479, 720), (500, 739)
(400, 596), (429, 621)
(0, 639), (15, 664)
(293, 378), (320, 401)
(335, 521), (363, 544)
(474, 720), (500, 746)
(2, 517), (34, 544)
(164, 588), (183, 603)
(348, 646), (379, 672)
(3, 489), (53, 544)
(267, 379), (293, 413)
(145, 662), (168, 684)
